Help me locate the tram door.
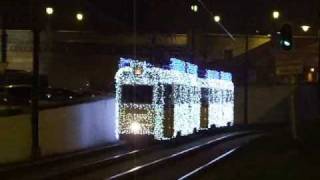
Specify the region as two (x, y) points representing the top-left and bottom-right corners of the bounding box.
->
(200, 88), (209, 128)
(163, 85), (174, 138)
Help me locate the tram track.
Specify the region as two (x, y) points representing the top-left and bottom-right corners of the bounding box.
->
(108, 132), (260, 180)
(0, 130), (259, 180)
(52, 131), (257, 180)
(43, 132), (246, 180)
(0, 142), (124, 174)
(0, 142), (146, 180)
(177, 146), (240, 180)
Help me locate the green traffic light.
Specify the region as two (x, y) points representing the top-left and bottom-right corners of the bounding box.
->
(280, 24), (293, 51)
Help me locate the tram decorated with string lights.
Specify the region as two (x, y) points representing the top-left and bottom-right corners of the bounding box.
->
(115, 57), (234, 140)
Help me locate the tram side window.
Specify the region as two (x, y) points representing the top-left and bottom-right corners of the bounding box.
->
(164, 85), (173, 107)
(213, 89), (220, 103)
(226, 90), (230, 102)
(201, 88), (209, 105)
(156, 85), (163, 104)
(226, 90), (233, 102)
(121, 85), (153, 104)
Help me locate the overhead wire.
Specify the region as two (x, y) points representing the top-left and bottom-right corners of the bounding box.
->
(196, 0), (235, 41)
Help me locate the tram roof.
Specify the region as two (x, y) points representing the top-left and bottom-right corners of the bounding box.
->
(117, 57), (233, 82)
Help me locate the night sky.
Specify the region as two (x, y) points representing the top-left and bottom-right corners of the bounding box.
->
(0, 0), (319, 34)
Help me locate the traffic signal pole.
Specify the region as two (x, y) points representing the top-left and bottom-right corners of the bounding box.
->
(289, 76), (298, 140)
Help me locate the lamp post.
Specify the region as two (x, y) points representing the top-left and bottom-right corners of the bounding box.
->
(45, 6), (54, 31)
(45, 6), (54, 47)
(75, 12), (84, 33)
(190, 4), (198, 62)
(271, 10), (280, 47)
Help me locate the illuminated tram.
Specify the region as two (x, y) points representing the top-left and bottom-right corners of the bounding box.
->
(115, 58), (234, 140)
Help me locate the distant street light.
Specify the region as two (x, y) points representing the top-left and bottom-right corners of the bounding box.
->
(283, 40), (291, 47)
(76, 13), (84, 21)
(272, 10), (280, 19)
(46, 7), (54, 15)
(213, 15), (220, 23)
(310, 67), (315, 72)
(191, 5), (198, 13)
(301, 25), (311, 32)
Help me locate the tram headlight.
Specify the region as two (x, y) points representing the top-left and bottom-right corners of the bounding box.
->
(133, 66), (143, 76)
(130, 122), (141, 134)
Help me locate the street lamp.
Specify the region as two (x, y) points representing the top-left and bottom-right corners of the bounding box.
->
(190, 4), (198, 62)
(272, 10), (280, 20)
(270, 11), (280, 48)
(214, 15), (221, 23)
(46, 7), (54, 15)
(310, 67), (315, 72)
(191, 5), (198, 13)
(301, 25), (311, 32)
(76, 13), (84, 21)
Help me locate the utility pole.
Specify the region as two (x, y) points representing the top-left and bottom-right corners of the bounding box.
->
(31, 0), (41, 158)
(243, 33), (249, 125)
(289, 76), (298, 140)
(191, 28), (195, 62)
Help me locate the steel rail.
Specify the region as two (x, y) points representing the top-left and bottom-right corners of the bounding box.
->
(108, 132), (253, 180)
(178, 146), (240, 180)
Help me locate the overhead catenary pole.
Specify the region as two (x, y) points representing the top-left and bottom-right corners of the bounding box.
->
(31, 0), (41, 158)
(133, 0), (137, 59)
(318, 12), (320, 101)
(191, 23), (195, 62)
(244, 33), (249, 125)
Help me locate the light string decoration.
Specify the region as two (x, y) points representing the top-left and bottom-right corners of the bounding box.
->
(115, 57), (234, 140)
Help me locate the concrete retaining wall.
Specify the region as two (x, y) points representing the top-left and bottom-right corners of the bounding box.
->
(0, 97), (117, 164)
(234, 85), (319, 125)
(39, 97), (117, 156)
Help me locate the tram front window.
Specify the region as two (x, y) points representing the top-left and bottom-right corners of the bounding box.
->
(121, 85), (153, 104)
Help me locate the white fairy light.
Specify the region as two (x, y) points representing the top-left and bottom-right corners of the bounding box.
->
(115, 58), (234, 140)
(130, 121), (142, 134)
